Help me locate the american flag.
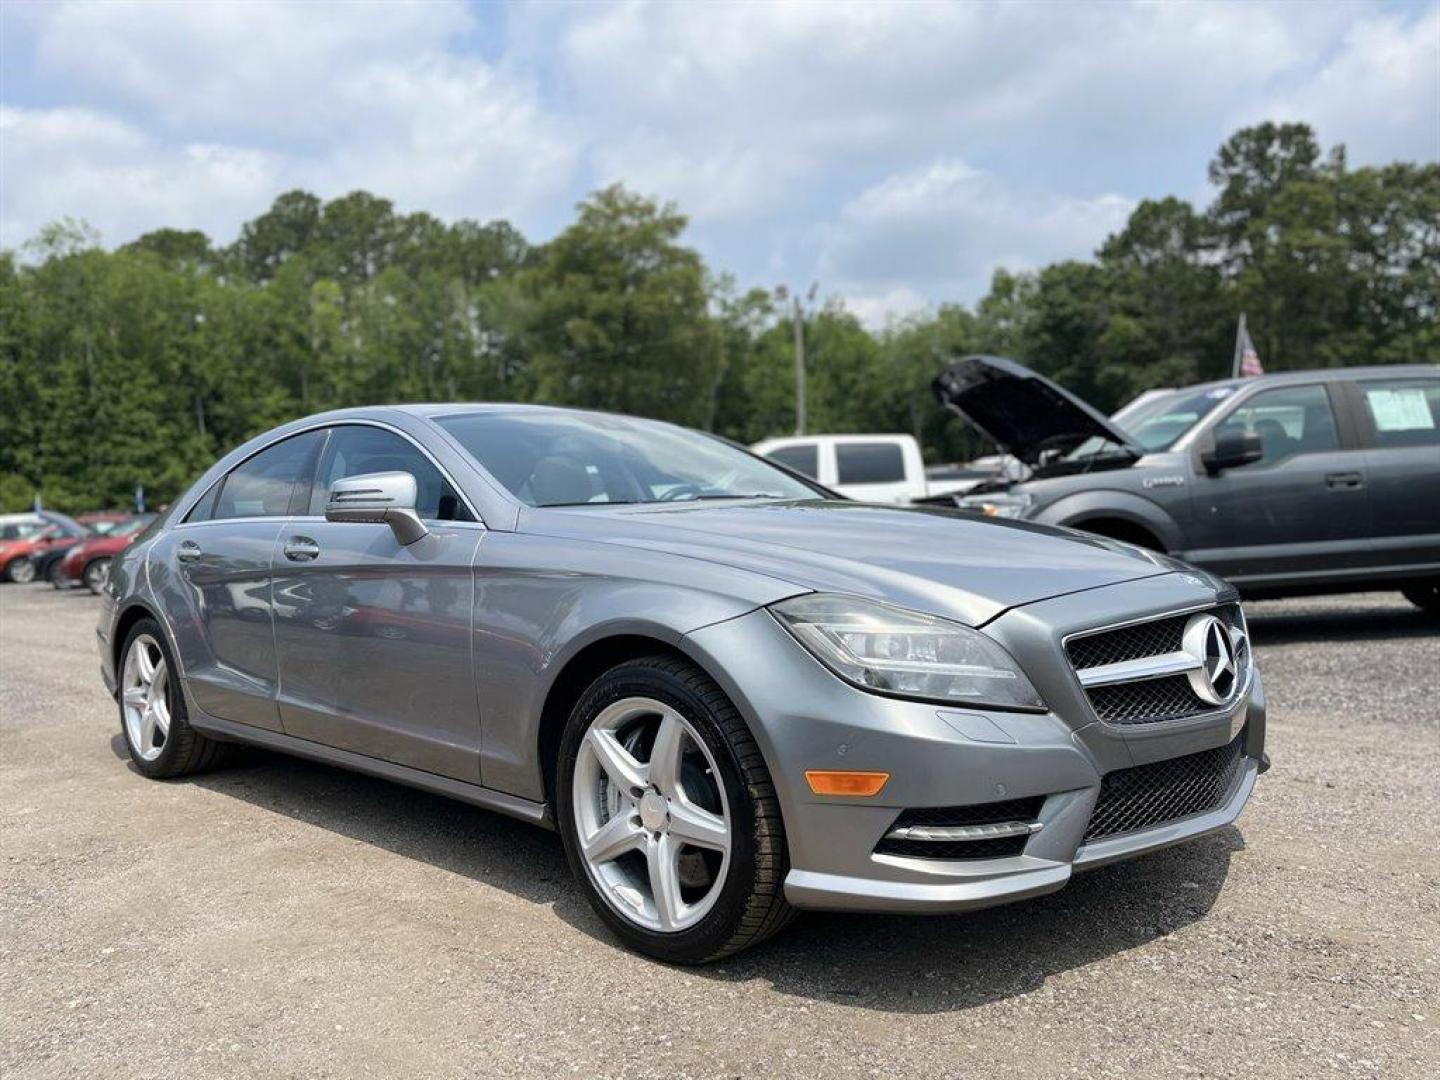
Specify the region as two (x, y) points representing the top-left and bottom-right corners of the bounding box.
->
(1233, 314), (1264, 378)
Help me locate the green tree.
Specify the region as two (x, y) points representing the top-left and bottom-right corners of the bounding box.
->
(520, 185), (722, 427)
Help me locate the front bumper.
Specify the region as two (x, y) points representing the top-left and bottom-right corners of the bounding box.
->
(683, 572), (1265, 915)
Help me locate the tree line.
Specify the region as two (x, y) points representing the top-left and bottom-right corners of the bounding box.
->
(1, 121), (1434, 512)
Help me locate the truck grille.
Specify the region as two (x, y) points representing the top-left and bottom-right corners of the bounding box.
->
(1083, 728), (1247, 842)
(1066, 603), (1248, 726)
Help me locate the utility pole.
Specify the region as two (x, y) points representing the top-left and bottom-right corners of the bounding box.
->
(791, 297), (805, 436)
(777, 283), (818, 436)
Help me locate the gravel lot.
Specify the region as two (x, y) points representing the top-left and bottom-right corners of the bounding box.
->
(2, 584), (1437, 1079)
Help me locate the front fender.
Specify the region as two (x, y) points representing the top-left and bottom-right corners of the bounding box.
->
(471, 531), (809, 800)
(1033, 489), (1183, 552)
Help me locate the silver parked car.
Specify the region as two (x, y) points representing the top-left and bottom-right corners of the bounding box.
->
(99, 405), (1267, 963)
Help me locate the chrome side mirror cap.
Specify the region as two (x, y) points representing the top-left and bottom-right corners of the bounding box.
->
(324, 471), (429, 545)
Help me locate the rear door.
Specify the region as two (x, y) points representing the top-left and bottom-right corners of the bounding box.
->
(1185, 382), (1372, 583)
(149, 430), (325, 732)
(1346, 375), (1440, 575)
(271, 424), (484, 781)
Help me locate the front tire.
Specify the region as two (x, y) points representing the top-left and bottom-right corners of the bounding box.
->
(4, 557), (35, 584)
(118, 618), (229, 778)
(1403, 581), (1440, 615)
(557, 655), (794, 963)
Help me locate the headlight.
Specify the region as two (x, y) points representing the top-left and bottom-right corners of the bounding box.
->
(770, 594), (1046, 710)
(957, 491), (1033, 519)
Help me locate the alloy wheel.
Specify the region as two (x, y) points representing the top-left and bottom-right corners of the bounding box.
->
(122, 634), (171, 763)
(10, 559), (36, 584)
(572, 696), (731, 933)
(85, 559), (110, 594)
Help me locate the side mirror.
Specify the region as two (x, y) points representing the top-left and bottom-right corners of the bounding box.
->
(324, 471), (429, 545)
(1201, 430), (1264, 475)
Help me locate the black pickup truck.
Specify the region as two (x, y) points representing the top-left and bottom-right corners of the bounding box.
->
(933, 356), (1440, 612)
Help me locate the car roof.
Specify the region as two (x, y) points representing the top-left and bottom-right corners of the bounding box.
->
(1172, 363), (1437, 396)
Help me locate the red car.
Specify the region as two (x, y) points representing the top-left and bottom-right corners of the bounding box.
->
(55, 514), (155, 593)
(0, 519), (86, 583)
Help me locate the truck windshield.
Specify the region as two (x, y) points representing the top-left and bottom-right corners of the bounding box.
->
(1065, 386), (1237, 460)
(436, 410), (821, 507)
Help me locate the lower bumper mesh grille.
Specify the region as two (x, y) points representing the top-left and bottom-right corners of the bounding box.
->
(1083, 729), (1248, 843)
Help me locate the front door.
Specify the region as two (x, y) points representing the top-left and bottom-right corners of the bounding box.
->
(1186, 382), (1372, 584)
(272, 424), (484, 781)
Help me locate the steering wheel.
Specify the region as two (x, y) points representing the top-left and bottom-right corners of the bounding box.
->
(658, 483), (704, 502)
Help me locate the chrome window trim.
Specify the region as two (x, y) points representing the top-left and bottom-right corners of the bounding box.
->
(170, 418), (486, 530)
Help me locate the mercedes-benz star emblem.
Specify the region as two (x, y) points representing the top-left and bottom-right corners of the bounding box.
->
(1181, 613), (1242, 705)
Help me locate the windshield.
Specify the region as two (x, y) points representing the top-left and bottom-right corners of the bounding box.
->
(436, 410), (822, 508)
(1064, 385), (1237, 460)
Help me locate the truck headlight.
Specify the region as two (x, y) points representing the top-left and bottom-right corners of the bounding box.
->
(770, 595), (1046, 711)
(957, 491), (1033, 519)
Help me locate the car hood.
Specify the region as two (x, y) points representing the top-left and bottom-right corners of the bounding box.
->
(932, 354), (1143, 466)
(525, 499), (1179, 626)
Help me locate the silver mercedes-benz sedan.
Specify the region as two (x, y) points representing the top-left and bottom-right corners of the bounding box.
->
(99, 404), (1267, 963)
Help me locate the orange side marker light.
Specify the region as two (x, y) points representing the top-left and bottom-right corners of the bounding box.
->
(805, 770), (889, 797)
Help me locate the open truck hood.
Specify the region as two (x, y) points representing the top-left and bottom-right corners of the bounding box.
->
(932, 354), (1144, 466)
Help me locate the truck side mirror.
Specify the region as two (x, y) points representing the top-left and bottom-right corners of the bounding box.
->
(1201, 431), (1264, 475)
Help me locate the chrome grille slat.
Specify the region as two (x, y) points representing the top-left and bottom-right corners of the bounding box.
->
(1065, 603), (1248, 726)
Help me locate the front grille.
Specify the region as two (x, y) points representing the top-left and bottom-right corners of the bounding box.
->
(1083, 728), (1247, 842)
(1067, 612), (1189, 670)
(875, 796), (1044, 861)
(1066, 603), (1248, 726)
(1087, 675), (1208, 725)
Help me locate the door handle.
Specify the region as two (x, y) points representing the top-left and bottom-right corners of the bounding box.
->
(176, 540), (202, 562)
(283, 537), (320, 562)
(1325, 471), (1364, 490)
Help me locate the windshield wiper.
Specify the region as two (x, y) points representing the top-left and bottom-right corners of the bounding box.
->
(687, 493), (788, 501)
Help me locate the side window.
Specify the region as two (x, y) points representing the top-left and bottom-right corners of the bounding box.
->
(212, 432), (324, 520)
(836, 441), (906, 484)
(765, 443), (820, 479)
(184, 479), (222, 523)
(310, 426), (471, 521)
(1358, 379), (1439, 449)
(1214, 385), (1339, 466)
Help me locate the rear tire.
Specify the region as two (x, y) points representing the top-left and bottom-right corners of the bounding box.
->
(84, 557), (111, 595)
(556, 655), (794, 964)
(1402, 581), (1440, 616)
(118, 618), (230, 779)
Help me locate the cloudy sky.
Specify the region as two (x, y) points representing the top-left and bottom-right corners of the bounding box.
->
(2, 0), (1436, 322)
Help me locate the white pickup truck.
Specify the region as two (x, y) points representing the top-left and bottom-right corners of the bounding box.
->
(750, 434), (993, 505)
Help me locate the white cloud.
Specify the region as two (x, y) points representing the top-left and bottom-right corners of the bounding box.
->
(3, 0), (577, 250)
(550, 0), (1361, 220)
(2, 0), (1435, 311)
(1262, 7), (1440, 164)
(0, 106), (278, 249)
(841, 286), (933, 332)
(817, 159), (1134, 313)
